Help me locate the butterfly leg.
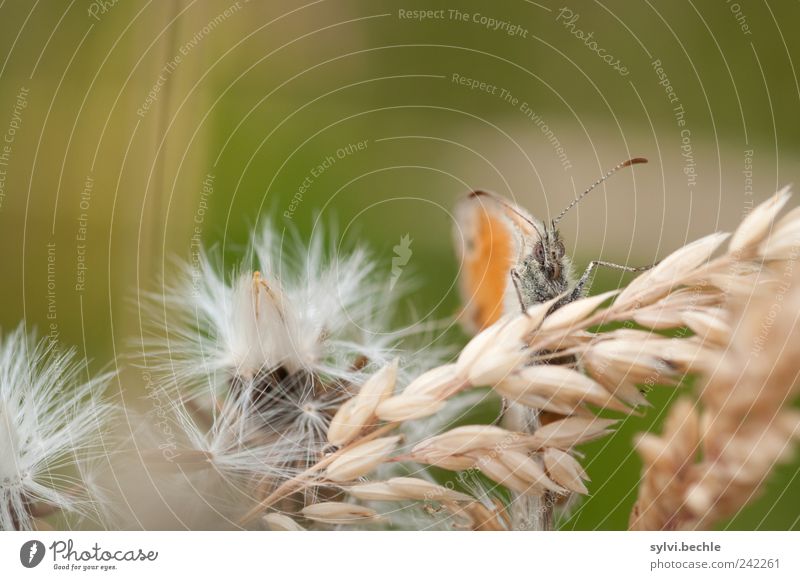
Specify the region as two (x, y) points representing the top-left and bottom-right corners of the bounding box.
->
(510, 268), (527, 313)
(566, 260), (658, 303)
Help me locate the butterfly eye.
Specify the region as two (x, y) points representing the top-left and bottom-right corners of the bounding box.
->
(555, 242), (566, 258)
(534, 243), (545, 264)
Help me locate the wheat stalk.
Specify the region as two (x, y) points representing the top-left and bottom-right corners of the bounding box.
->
(630, 274), (800, 529)
(139, 188), (800, 531)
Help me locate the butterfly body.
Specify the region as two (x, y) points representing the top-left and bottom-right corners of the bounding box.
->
(512, 224), (573, 307)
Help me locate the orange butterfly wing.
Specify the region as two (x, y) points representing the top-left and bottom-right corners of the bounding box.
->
(455, 192), (529, 332)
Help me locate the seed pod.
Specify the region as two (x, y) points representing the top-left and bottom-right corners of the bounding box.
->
(301, 502), (378, 524)
(263, 513), (306, 531)
(375, 394), (445, 422)
(328, 360), (398, 445)
(325, 436), (400, 482)
(543, 448), (589, 494)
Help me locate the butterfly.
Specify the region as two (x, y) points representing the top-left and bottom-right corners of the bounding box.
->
(454, 158), (651, 332)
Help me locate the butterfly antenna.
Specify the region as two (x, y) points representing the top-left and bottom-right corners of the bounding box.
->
(552, 157), (647, 226)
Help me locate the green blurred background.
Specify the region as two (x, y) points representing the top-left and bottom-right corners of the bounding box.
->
(0, 0), (798, 529)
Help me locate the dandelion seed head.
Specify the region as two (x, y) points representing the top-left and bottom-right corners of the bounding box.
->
(0, 325), (114, 530)
(149, 223), (436, 396)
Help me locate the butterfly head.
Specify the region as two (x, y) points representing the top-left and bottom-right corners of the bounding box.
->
(515, 222), (572, 306)
(513, 157), (650, 307)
